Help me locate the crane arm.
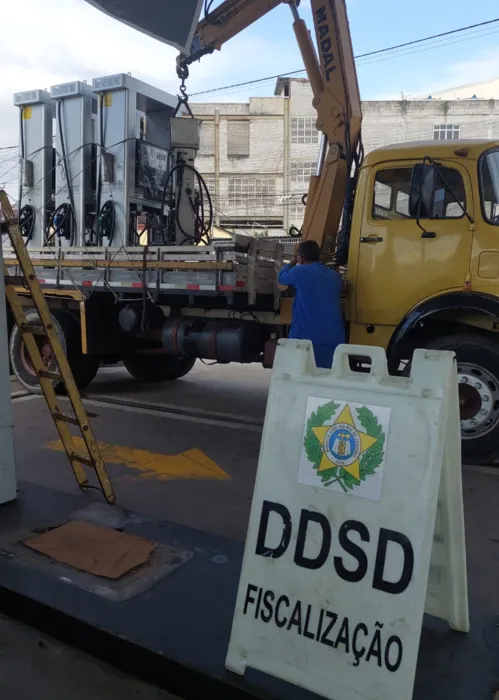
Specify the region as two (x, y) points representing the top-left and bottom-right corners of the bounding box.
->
(180, 0), (362, 253)
(180, 1), (286, 64)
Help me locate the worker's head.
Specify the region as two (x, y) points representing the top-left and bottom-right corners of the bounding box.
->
(297, 240), (321, 265)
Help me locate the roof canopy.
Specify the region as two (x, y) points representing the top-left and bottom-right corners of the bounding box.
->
(83, 0), (203, 53)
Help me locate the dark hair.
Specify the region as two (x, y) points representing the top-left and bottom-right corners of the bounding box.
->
(298, 240), (321, 263)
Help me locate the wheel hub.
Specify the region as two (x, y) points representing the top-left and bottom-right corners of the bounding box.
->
(458, 362), (499, 439)
(20, 336), (53, 377)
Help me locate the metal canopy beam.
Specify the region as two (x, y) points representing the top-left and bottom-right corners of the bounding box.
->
(82, 0), (204, 53)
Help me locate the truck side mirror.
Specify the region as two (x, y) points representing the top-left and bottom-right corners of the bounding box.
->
(409, 163), (437, 218)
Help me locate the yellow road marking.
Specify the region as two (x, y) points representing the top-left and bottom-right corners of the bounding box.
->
(45, 438), (230, 481)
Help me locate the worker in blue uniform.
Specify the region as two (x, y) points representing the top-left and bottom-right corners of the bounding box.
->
(278, 240), (345, 369)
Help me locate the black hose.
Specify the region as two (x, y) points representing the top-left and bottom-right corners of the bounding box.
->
(204, 0), (224, 25)
(336, 135), (364, 265)
(19, 204), (35, 241)
(19, 107), (25, 210)
(98, 199), (115, 244)
(160, 162), (213, 246)
(46, 202), (71, 243)
(95, 94), (105, 244)
(57, 99), (77, 245)
(17, 107), (36, 242)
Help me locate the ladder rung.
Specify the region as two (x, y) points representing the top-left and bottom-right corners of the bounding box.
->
(70, 453), (95, 467)
(54, 412), (83, 426)
(21, 323), (45, 335)
(39, 370), (63, 381)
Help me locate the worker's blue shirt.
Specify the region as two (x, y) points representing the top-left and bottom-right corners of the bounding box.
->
(278, 261), (345, 368)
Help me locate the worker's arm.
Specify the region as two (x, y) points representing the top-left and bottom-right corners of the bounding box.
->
(278, 256), (301, 286)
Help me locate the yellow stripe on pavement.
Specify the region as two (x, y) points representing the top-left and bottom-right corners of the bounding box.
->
(45, 438), (230, 481)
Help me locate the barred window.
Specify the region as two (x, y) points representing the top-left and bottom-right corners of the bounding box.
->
(228, 177), (276, 207)
(433, 124), (460, 140)
(289, 199), (306, 223)
(291, 117), (319, 144)
(198, 121), (215, 155)
(198, 175), (216, 201)
(290, 161), (316, 183)
(227, 121), (250, 156)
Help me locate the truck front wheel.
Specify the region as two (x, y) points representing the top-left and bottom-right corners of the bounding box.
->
(10, 309), (99, 394)
(123, 354), (196, 382)
(424, 334), (499, 462)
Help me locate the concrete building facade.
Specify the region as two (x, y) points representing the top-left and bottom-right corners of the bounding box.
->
(192, 77), (499, 234)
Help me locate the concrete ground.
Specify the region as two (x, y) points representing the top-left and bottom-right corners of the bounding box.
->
(86, 362), (271, 422)
(5, 362), (499, 699)
(11, 362), (271, 540)
(0, 614), (178, 699)
(10, 361), (499, 541)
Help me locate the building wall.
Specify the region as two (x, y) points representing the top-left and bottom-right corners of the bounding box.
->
(191, 78), (499, 234)
(194, 97), (286, 230)
(362, 99), (499, 152)
(414, 78), (499, 101)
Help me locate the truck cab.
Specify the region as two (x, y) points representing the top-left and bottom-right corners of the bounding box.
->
(345, 139), (499, 461)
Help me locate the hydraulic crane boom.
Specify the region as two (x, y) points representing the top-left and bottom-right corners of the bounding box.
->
(179, 0), (362, 253)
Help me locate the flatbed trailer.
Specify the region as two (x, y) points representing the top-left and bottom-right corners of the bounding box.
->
(3, 236), (295, 390)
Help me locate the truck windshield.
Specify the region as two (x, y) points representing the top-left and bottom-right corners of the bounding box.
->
(480, 150), (499, 224)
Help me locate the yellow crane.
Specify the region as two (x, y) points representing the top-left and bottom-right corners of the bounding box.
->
(177, 1), (499, 463)
(179, 0), (361, 256)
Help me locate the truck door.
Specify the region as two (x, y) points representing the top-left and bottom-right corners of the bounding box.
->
(355, 160), (474, 327)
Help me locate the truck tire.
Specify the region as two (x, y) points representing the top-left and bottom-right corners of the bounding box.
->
(10, 309), (99, 394)
(124, 355), (196, 382)
(423, 334), (499, 462)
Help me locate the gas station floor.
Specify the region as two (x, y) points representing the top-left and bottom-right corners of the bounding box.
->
(0, 614), (178, 700)
(12, 388), (262, 540)
(87, 361), (270, 422)
(3, 364), (499, 699)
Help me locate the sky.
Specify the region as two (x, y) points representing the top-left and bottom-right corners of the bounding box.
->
(1, 0), (499, 189)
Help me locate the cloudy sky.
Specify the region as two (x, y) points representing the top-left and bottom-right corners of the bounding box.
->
(1, 0), (498, 190)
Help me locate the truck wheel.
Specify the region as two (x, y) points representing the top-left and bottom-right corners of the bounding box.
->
(10, 309), (99, 394)
(123, 355), (196, 382)
(424, 334), (499, 462)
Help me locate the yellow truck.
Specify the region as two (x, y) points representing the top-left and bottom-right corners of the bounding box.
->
(4, 0), (499, 462)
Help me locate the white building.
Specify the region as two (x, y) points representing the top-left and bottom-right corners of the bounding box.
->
(192, 77), (499, 235)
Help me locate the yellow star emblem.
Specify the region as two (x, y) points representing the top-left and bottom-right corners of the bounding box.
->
(312, 404), (378, 481)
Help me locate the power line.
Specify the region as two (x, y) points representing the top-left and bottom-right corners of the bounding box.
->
(191, 16), (499, 98)
(189, 21), (499, 100)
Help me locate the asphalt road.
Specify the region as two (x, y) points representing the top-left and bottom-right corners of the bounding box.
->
(86, 361), (271, 422)
(10, 360), (499, 542)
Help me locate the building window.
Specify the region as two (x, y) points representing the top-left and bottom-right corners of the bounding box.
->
(373, 166), (466, 220)
(227, 121), (250, 157)
(199, 175), (216, 202)
(291, 117), (319, 144)
(289, 199), (306, 223)
(198, 122), (215, 155)
(433, 124), (460, 140)
(228, 177), (276, 207)
(290, 161), (316, 183)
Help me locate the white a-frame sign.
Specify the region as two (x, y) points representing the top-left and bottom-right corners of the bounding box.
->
(226, 341), (469, 700)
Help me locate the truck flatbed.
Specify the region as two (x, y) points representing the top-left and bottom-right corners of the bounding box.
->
(4, 235), (292, 307)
